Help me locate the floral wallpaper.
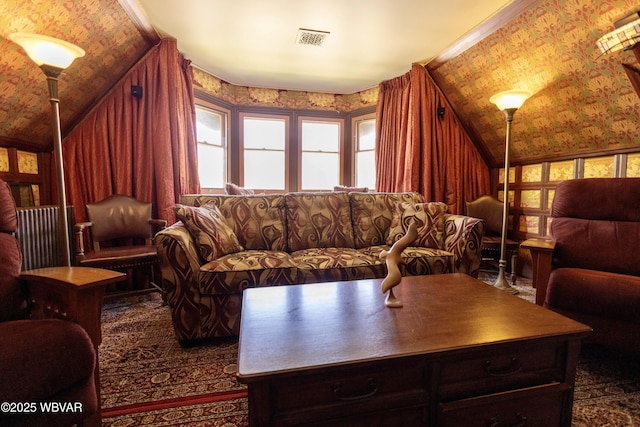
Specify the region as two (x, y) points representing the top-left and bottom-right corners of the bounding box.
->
(2, 0), (640, 167)
(430, 0), (640, 165)
(193, 68), (378, 113)
(0, 0), (151, 148)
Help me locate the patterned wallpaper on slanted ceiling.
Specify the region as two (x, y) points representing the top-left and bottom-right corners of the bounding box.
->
(193, 68), (378, 113)
(0, 0), (151, 146)
(431, 0), (640, 164)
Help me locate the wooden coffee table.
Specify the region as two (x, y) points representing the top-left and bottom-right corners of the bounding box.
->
(237, 273), (591, 427)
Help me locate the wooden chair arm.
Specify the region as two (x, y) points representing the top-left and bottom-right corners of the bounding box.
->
(520, 238), (556, 306)
(149, 218), (168, 229)
(146, 219), (168, 245)
(74, 222), (93, 262)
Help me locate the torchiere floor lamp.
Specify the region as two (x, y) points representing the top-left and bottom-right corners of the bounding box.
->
(10, 33), (85, 266)
(489, 89), (531, 294)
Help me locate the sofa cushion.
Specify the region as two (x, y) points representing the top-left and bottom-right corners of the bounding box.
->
(174, 204), (243, 262)
(199, 250), (298, 294)
(360, 245), (454, 276)
(387, 202), (447, 249)
(546, 268), (640, 322)
(286, 192), (355, 252)
(551, 217), (640, 276)
(198, 195), (287, 252)
(292, 247), (385, 284)
(350, 192), (425, 249)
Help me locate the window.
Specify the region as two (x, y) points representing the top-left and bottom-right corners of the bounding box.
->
(240, 113), (288, 191)
(196, 106), (228, 189)
(353, 114), (376, 189)
(299, 118), (342, 190)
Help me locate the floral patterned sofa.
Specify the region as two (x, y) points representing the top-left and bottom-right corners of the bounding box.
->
(155, 191), (484, 344)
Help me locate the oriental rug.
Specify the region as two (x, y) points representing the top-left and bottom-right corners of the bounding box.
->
(100, 275), (640, 426)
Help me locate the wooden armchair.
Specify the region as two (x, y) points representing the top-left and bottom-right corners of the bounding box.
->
(75, 194), (166, 294)
(0, 179), (124, 427)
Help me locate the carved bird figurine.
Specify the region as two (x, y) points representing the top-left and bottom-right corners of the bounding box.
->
(379, 221), (418, 307)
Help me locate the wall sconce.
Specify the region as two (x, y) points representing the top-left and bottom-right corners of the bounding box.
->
(9, 33), (85, 266)
(597, 12), (640, 55)
(489, 89), (531, 294)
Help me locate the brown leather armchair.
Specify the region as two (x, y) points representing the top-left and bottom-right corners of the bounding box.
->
(75, 194), (166, 294)
(0, 179), (98, 427)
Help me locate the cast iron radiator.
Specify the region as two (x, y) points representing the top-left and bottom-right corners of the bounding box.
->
(15, 205), (75, 270)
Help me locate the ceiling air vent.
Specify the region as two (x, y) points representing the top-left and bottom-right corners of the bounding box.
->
(296, 28), (329, 47)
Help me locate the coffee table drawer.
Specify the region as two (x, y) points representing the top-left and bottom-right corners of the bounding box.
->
(437, 341), (565, 399)
(439, 382), (571, 427)
(270, 362), (428, 425)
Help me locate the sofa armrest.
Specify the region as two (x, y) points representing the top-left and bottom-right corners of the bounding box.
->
(520, 238), (556, 306)
(444, 215), (484, 277)
(154, 222), (204, 341)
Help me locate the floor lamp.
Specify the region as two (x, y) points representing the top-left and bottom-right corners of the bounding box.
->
(489, 89), (531, 294)
(9, 33), (85, 267)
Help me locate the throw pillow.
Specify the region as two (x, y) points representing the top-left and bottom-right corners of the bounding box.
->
(225, 182), (255, 195)
(174, 204), (244, 262)
(333, 185), (369, 193)
(386, 202), (447, 249)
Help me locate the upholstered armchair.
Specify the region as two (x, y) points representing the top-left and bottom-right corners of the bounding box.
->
(75, 194), (166, 294)
(522, 178), (640, 353)
(0, 179), (98, 427)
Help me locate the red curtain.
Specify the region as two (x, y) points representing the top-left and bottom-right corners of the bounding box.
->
(62, 39), (200, 223)
(375, 64), (490, 214)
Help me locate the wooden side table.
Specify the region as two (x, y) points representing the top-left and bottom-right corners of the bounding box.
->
(20, 266), (126, 427)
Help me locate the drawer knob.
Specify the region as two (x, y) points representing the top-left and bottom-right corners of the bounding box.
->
(333, 378), (377, 401)
(489, 413), (528, 427)
(484, 358), (522, 376)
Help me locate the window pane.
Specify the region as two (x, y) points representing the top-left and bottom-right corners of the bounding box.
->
(302, 122), (339, 152)
(358, 120), (375, 151)
(244, 150), (285, 190)
(499, 167), (515, 184)
(196, 107), (226, 188)
(549, 160), (574, 181)
(197, 144), (225, 188)
(521, 164), (542, 183)
(17, 150), (38, 174)
(355, 117), (376, 189)
(627, 153), (640, 177)
(356, 151), (376, 188)
(584, 156), (614, 178)
(244, 118), (285, 149)
(302, 152), (339, 190)
(520, 190), (541, 209)
(196, 108), (222, 146)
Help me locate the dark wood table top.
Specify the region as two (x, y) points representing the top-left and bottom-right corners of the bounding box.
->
(237, 273), (591, 382)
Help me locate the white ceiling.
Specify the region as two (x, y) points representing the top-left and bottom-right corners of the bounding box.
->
(136, 0), (513, 94)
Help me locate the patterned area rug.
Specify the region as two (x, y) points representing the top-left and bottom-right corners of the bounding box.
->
(100, 274), (640, 426)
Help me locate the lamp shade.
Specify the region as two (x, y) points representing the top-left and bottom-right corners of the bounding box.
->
(597, 17), (640, 55)
(489, 89), (532, 111)
(9, 33), (85, 69)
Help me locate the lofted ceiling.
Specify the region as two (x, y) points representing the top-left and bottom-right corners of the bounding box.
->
(1, 0), (640, 168)
(135, 0), (512, 94)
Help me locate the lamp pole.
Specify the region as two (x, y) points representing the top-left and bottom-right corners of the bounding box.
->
(9, 33), (85, 267)
(489, 89), (531, 294)
(44, 65), (71, 266)
(494, 107), (517, 293)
